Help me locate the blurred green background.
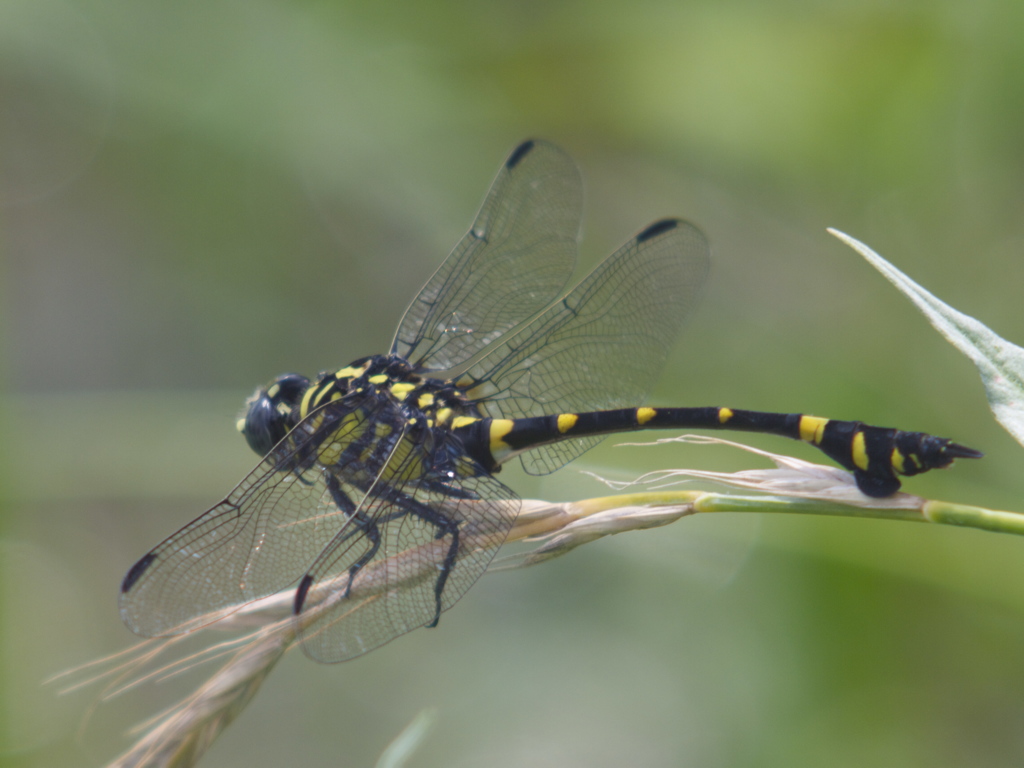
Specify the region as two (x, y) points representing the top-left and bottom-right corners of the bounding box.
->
(4, 0), (1024, 766)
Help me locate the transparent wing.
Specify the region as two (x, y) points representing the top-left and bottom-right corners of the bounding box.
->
(294, 432), (519, 663)
(392, 140), (582, 372)
(462, 219), (711, 474)
(119, 393), (395, 637)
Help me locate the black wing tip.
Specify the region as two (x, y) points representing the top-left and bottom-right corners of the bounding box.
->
(505, 139), (537, 169)
(947, 442), (984, 460)
(636, 218), (681, 243)
(121, 552), (158, 594)
(294, 573), (315, 615)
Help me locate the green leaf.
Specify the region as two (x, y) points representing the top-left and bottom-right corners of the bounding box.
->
(829, 228), (1024, 447)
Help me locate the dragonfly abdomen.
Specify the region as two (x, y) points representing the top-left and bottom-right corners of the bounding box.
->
(453, 406), (982, 498)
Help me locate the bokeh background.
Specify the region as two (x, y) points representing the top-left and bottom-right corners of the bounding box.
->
(4, 1), (1024, 766)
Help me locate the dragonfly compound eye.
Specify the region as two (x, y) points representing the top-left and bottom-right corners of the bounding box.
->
(240, 373), (310, 456)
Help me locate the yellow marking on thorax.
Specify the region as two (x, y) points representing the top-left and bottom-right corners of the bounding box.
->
(312, 381), (335, 409)
(359, 423), (395, 464)
(798, 415), (829, 444)
(318, 415), (364, 466)
(378, 435), (422, 482)
(300, 385), (318, 418)
(368, 374), (389, 385)
(451, 416), (480, 429)
(435, 408), (453, 425)
(718, 407), (733, 424)
(266, 383), (281, 398)
(417, 393), (435, 408)
(851, 431), (870, 470)
(636, 407), (656, 425)
(557, 413), (578, 433)
(891, 447), (905, 474)
(396, 453), (424, 482)
(389, 382), (416, 401)
(319, 442), (343, 466)
(336, 365), (366, 379)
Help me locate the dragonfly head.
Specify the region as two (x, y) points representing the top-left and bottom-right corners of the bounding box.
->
(238, 373), (310, 456)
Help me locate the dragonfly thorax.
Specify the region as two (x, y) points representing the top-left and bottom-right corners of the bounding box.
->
(240, 355), (482, 460)
(313, 354), (482, 427)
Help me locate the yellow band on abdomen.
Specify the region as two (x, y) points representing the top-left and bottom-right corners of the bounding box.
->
(488, 419), (515, 462)
(798, 415), (828, 444)
(557, 413), (578, 433)
(851, 431), (870, 470)
(636, 407), (656, 425)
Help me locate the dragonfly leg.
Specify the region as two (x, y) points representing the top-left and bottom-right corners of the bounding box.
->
(385, 484), (463, 628)
(426, 516), (460, 627)
(325, 474), (382, 599)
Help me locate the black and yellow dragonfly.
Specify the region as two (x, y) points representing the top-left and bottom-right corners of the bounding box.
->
(121, 140), (981, 662)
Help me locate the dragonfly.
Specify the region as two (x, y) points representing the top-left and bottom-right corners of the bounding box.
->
(120, 140), (981, 663)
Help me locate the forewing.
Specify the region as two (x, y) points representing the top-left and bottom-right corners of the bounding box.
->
(294, 433), (519, 663)
(119, 394), (388, 637)
(391, 140), (582, 372)
(463, 219), (711, 474)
